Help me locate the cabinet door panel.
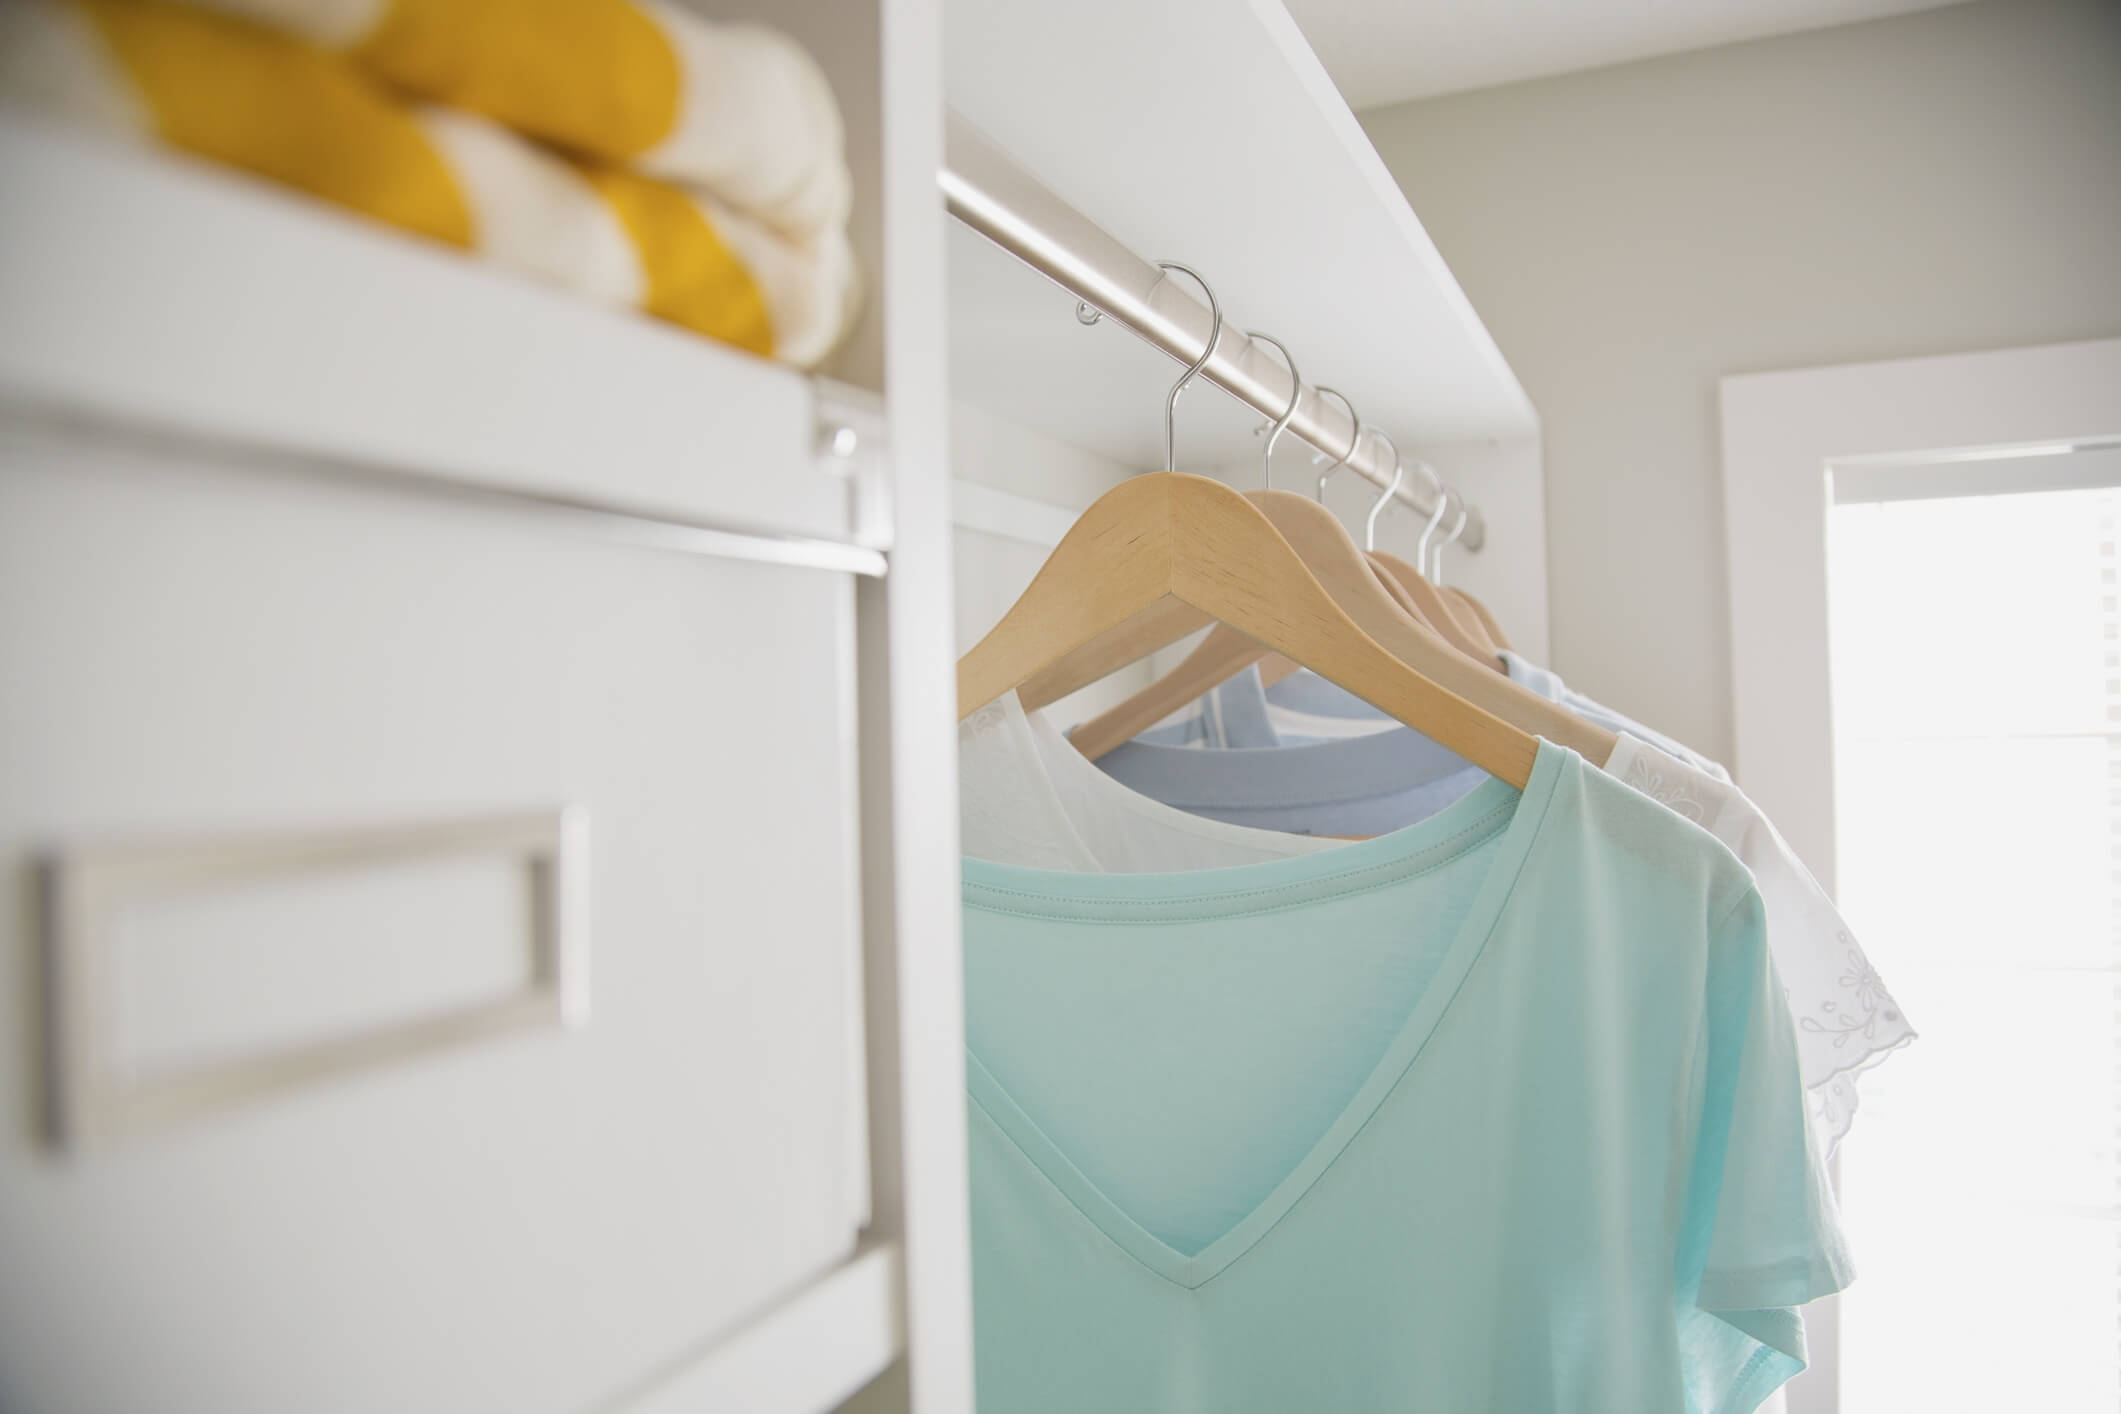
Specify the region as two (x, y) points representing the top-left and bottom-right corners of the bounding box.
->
(0, 423), (869, 1414)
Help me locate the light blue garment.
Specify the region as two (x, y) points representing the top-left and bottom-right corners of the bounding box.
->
(963, 742), (1849, 1413)
(1129, 666), (1294, 748)
(1095, 680), (1489, 836)
(1255, 664), (1372, 718)
(1110, 660), (1729, 831)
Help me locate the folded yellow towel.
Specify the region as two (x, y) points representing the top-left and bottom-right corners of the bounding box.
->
(174, 0), (849, 247)
(0, 0), (860, 367)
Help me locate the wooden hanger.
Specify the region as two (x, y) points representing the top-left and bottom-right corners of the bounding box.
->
(965, 278), (1591, 786)
(1231, 590), (1501, 699)
(1059, 487), (1616, 765)
(956, 474), (1540, 784)
(1423, 495), (1512, 656)
(1052, 362), (1461, 754)
(1230, 529), (1510, 686)
(1416, 496), (1518, 657)
(1368, 550), (1504, 669)
(1371, 559), (1425, 619)
(1245, 391), (1442, 696)
(1253, 551), (1451, 686)
(1257, 652), (1300, 688)
(1448, 588), (1513, 653)
(1062, 484), (1423, 757)
(1018, 598), (1209, 711)
(1382, 474), (1505, 668)
(961, 273), (1544, 781)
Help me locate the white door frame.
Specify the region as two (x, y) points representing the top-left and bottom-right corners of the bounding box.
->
(1719, 335), (2121, 1413)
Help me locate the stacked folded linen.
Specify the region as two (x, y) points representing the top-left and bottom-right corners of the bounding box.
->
(0, 0), (859, 367)
(179, 0), (852, 247)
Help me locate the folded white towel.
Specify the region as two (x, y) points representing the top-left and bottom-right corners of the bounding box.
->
(0, 0), (860, 366)
(182, 0), (853, 249)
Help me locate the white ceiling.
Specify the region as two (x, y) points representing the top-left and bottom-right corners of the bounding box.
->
(1281, 0), (1973, 111)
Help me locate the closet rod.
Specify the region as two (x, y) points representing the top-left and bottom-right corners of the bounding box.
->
(938, 111), (1483, 551)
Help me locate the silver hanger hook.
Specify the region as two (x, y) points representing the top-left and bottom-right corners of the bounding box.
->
(1433, 498), (1469, 585)
(1311, 387), (1359, 502)
(1152, 262), (1221, 474)
(1364, 432), (1403, 552)
(1412, 463), (1449, 573)
(1245, 331), (1300, 491)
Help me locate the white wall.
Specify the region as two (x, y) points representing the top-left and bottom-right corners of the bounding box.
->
(1357, 0), (2121, 765)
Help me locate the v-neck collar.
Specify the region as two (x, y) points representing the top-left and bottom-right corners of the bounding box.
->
(961, 740), (1570, 1288)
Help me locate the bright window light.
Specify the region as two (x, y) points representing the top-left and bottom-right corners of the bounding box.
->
(1828, 483), (2121, 1411)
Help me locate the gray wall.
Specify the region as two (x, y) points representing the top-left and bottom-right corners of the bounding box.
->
(1359, 0), (2121, 766)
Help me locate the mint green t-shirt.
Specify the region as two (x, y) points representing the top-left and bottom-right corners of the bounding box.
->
(961, 741), (1849, 1413)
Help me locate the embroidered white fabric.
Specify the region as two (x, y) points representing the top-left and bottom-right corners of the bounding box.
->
(964, 694), (1915, 1154)
(1605, 736), (1916, 1152)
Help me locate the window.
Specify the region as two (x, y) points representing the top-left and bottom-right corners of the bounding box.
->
(1828, 462), (2121, 1410)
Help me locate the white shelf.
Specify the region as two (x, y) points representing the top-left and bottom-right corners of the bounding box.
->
(0, 115), (870, 547)
(944, 0), (1536, 473)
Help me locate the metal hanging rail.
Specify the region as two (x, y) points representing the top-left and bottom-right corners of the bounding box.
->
(938, 111), (1483, 551)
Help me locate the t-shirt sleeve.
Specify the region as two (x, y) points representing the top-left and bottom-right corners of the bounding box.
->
(1677, 886), (1855, 1411)
(1737, 808), (1916, 1155)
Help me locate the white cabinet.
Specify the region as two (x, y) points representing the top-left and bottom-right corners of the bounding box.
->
(0, 0), (972, 1406)
(0, 423), (869, 1412)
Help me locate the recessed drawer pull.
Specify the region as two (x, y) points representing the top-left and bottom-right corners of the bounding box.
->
(37, 807), (589, 1150)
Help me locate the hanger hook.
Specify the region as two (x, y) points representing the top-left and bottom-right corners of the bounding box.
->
(1423, 488), (1449, 580)
(1364, 432), (1403, 552)
(1412, 462), (1449, 572)
(1433, 498), (1469, 585)
(1244, 332), (1301, 491)
(1152, 262), (1221, 475)
(1311, 387), (1359, 503)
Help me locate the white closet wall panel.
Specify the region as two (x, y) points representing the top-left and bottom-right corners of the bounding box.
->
(0, 423), (869, 1414)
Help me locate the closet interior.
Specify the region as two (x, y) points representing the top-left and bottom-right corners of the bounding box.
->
(943, 2), (1890, 1411)
(0, 0), (1924, 1409)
